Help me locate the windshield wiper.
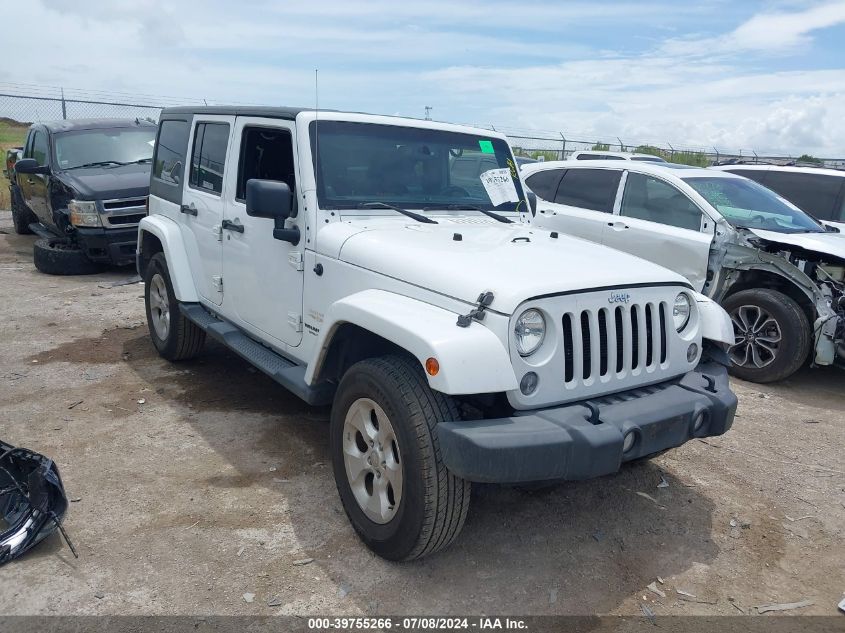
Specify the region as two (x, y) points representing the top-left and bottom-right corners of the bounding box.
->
(357, 202), (437, 224)
(438, 204), (513, 224)
(67, 160), (125, 169)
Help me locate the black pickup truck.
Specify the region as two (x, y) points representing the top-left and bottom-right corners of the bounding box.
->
(10, 118), (155, 274)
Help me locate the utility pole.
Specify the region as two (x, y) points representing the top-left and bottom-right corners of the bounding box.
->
(424, 106), (433, 121)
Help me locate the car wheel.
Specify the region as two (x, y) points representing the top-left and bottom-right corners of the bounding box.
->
(10, 189), (36, 235)
(722, 288), (810, 383)
(330, 355), (471, 561)
(33, 237), (101, 275)
(144, 252), (206, 361)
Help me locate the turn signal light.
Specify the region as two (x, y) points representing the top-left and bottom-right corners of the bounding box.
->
(425, 357), (440, 376)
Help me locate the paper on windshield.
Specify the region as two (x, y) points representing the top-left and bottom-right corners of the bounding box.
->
(479, 168), (519, 207)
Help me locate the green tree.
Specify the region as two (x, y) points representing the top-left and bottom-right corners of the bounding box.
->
(797, 154), (822, 165)
(634, 145), (665, 158)
(591, 142), (610, 151)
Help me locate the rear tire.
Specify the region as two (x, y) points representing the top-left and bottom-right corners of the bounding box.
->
(10, 188), (36, 235)
(33, 237), (100, 275)
(330, 355), (470, 561)
(722, 288), (810, 383)
(144, 252), (206, 361)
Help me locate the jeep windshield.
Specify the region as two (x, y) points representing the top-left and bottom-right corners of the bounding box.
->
(310, 121), (526, 213)
(55, 127), (156, 170)
(684, 176), (824, 234)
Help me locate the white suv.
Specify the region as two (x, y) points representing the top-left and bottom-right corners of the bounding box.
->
(523, 160), (845, 382)
(138, 108), (737, 560)
(570, 150), (667, 163)
(712, 164), (845, 232)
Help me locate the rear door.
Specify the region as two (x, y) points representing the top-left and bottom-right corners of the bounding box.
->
(179, 116), (233, 306)
(221, 117), (303, 349)
(604, 171), (713, 290)
(534, 167), (622, 243)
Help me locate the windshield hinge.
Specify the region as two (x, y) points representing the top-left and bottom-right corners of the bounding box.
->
(211, 275), (223, 293)
(288, 312), (303, 332)
(457, 292), (495, 328)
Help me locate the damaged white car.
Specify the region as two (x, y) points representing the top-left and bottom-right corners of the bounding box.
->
(523, 161), (845, 383)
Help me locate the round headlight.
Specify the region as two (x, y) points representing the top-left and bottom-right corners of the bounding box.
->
(514, 309), (546, 356)
(673, 293), (691, 332)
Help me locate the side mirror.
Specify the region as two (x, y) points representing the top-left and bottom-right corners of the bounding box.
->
(15, 158), (49, 175)
(526, 191), (537, 216)
(246, 179), (299, 244)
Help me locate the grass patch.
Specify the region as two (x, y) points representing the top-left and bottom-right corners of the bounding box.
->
(0, 118), (29, 210)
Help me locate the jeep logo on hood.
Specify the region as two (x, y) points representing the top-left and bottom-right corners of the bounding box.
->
(608, 291), (631, 304)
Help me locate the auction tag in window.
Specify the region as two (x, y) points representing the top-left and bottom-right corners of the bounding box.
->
(479, 168), (519, 207)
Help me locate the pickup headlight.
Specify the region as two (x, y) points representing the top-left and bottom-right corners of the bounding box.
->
(514, 309), (546, 356)
(68, 200), (101, 227)
(673, 293), (692, 332)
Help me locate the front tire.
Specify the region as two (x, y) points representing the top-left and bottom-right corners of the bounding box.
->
(723, 289), (810, 383)
(330, 355), (470, 561)
(144, 252), (206, 361)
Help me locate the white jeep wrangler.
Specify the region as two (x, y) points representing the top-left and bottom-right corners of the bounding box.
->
(137, 107), (738, 560)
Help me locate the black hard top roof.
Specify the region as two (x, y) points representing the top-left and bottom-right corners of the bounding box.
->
(160, 106), (312, 120)
(35, 118), (157, 133)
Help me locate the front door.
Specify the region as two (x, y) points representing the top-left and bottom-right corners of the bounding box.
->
(20, 129), (50, 224)
(180, 116), (232, 306)
(603, 171), (714, 291)
(221, 117), (304, 349)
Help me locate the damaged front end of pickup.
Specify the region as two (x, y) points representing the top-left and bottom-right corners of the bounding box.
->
(707, 227), (845, 370)
(0, 440), (77, 565)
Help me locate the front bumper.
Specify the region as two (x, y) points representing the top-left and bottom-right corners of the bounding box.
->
(437, 362), (736, 483)
(75, 226), (138, 266)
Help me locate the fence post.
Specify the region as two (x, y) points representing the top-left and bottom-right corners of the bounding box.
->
(559, 133), (566, 160)
(667, 142), (675, 160)
(617, 137), (624, 152)
(61, 87), (67, 120)
(713, 147), (719, 164)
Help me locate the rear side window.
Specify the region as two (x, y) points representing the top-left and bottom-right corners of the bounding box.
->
(525, 169), (564, 201)
(576, 154), (625, 161)
(189, 122), (230, 195)
(761, 171), (842, 221)
(554, 168), (622, 213)
(153, 120), (190, 186)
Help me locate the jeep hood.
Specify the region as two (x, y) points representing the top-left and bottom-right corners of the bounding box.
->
(55, 162), (151, 200)
(325, 221), (690, 314)
(747, 228), (845, 263)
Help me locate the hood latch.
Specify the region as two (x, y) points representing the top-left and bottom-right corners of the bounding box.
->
(457, 292), (494, 328)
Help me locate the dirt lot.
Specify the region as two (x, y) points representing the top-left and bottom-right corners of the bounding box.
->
(0, 209), (843, 618)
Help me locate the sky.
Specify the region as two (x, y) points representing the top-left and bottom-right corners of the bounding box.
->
(3, 0), (845, 156)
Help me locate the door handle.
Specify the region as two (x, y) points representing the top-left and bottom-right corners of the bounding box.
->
(221, 219), (244, 233)
(607, 221), (629, 230)
(180, 204), (198, 216)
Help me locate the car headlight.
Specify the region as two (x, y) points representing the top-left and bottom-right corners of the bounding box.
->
(514, 309), (546, 356)
(673, 293), (691, 332)
(68, 200), (101, 227)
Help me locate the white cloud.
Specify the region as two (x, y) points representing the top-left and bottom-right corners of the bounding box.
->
(1, 0), (844, 156)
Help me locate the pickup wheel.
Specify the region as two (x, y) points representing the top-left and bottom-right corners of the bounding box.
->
(33, 237), (101, 275)
(10, 187), (36, 235)
(144, 252), (206, 361)
(723, 288), (810, 383)
(330, 355), (470, 561)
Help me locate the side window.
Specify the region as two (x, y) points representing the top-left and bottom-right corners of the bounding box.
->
(577, 154), (624, 161)
(525, 169), (564, 201)
(153, 120), (190, 185)
(237, 126), (296, 202)
(762, 171), (841, 220)
(836, 182), (845, 223)
(553, 168), (622, 213)
(621, 172), (702, 231)
(189, 122), (230, 195)
(32, 131), (48, 166)
(723, 169), (767, 185)
(23, 131), (35, 158)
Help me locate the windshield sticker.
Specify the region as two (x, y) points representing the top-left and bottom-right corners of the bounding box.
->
(480, 168), (519, 207)
(478, 140), (495, 154)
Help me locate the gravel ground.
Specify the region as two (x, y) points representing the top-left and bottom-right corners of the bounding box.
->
(0, 209), (843, 618)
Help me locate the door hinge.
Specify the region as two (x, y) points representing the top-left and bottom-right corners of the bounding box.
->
(211, 275), (223, 293)
(287, 312), (303, 332)
(288, 251), (304, 271)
